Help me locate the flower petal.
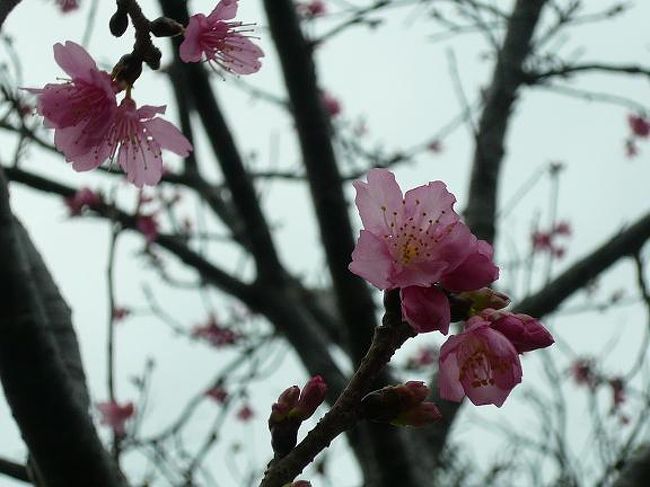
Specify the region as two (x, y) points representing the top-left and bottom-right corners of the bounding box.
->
(144, 117), (193, 157)
(353, 168), (404, 236)
(208, 0), (239, 21)
(400, 285), (451, 334)
(53, 41), (98, 81)
(348, 230), (394, 290)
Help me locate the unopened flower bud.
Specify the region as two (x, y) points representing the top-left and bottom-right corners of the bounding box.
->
(109, 9), (129, 37)
(482, 309), (554, 353)
(361, 382), (440, 427)
(269, 385), (300, 425)
(150, 17), (184, 37)
(290, 375), (327, 421)
(393, 402), (442, 427)
(458, 288), (511, 315)
(112, 53), (143, 88)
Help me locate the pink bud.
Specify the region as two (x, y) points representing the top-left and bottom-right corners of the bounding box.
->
(628, 114), (650, 138)
(485, 310), (554, 353)
(393, 402), (442, 427)
(291, 376), (327, 421)
(269, 385), (300, 424)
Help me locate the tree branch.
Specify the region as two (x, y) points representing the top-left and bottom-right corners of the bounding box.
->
(0, 168), (124, 487)
(524, 62), (650, 84)
(0, 0), (21, 30)
(0, 457), (29, 483)
(464, 0), (548, 243)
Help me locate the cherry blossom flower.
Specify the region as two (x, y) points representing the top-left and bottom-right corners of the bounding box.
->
(427, 140), (442, 153)
(481, 309), (554, 354)
(439, 316), (522, 407)
(55, 0), (80, 13)
(405, 346), (438, 370)
(531, 221), (571, 259)
(609, 377), (626, 411)
(321, 91), (341, 117)
(192, 315), (240, 347)
(349, 169), (498, 334)
(179, 0), (264, 75)
(291, 376), (327, 421)
(63, 187), (102, 216)
(112, 306), (131, 322)
(570, 358), (599, 389)
(298, 0), (327, 17)
(628, 114), (650, 138)
(27, 42), (117, 164)
(72, 98), (192, 187)
(136, 213), (159, 243)
(237, 404), (254, 421)
(205, 385), (229, 404)
(96, 400), (135, 436)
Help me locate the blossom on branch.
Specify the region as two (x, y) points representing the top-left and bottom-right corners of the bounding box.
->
(349, 169), (498, 334)
(180, 0), (264, 75)
(96, 400), (135, 436)
(63, 187), (102, 216)
(54, 0), (79, 13)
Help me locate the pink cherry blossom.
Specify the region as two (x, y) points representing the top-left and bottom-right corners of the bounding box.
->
(136, 213), (159, 243)
(439, 316), (522, 407)
(349, 169), (470, 290)
(27, 42), (117, 163)
(205, 385), (229, 404)
(427, 140), (442, 153)
(55, 0), (79, 12)
(405, 345), (438, 370)
(609, 377), (626, 411)
(482, 309), (554, 354)
(179, 0), (264, 75)
(112, 306), (131, 322)
(192, 315), (240, 347)
(72, 98), (192, 187)
(96, 400), (135, 436)
(400, 285), (451, 334)
(237, 404), (254, 421)
(63, 187), (102, 216)
(298, 0), (327, 17)
(628, 114), (650, 138)
(291, 376), (327, 421)
(321, 91), (341, 117)
(570, 358), (599, 389)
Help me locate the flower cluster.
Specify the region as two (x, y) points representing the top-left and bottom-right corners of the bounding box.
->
(531, 220), (572, 259)
(191, 315), (240, 347)
(349, 169), (554, 407)
(30, 1), (264, 187)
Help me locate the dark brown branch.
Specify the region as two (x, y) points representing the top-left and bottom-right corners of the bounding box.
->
(514, 211), (650, 317)
(524, 62), (650, 84)
(612, 447), (650, 487)
(0, 457), (29, 483)
(261, 291), (416, 487)
(158, 0), (284, 283)
(0, 168), (124, 487)
(0, 0), (21, 30)
(464, 0), (548, 243)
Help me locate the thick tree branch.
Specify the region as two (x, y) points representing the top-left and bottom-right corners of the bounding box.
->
(612, 446), (650, 487)
(464, 0), (548, 243)
(0, 0), (21, 30)
(0, 169), (124, 487)
(0, 457), (29, 483)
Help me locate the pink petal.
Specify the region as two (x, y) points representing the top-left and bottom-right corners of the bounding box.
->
(137, 104), (167, 119)
(403, 180), (458, 230)
(438, 337), (465, 402)
(208, 0), (239, 21)
(348, 230), (394, 290)
(144, 118), (193, 156)
(400, 285), (450, 334)
(220, 33), (264, 74)
(118, 139), (163, 188)
(489, 312), (554, 353)
(441, 239), (499, 292)
(353, 168), (404, 236)
(179, 15), (207, 63)
(53, 41), (98, 81)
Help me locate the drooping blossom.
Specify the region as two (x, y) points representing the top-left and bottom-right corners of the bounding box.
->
(405, 345), (438, 370)
(439, 315), (522, 407)
(205, 385), (229, 404)
(192, 315), (240, 347)
(349, 169), (498, 334)
(628, 114), (650, 138)
(96, 400), (135, 436)
(570, 358), (599, 389)
(609, 377), (626, 411)
(55, 0), (80, 14)
(136, 213), (159, 243)
(72, 98), (192, 187)
(237, 404), (254, 421)
(481, 309), (554, 354)
(179, 0), (264, 75)
(63, 187), (102, 216)
(27, 42), (117, 163)
(298, 0), (327, 17)
(321, 91), (341, 117)
(112, 306), (131, 322)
